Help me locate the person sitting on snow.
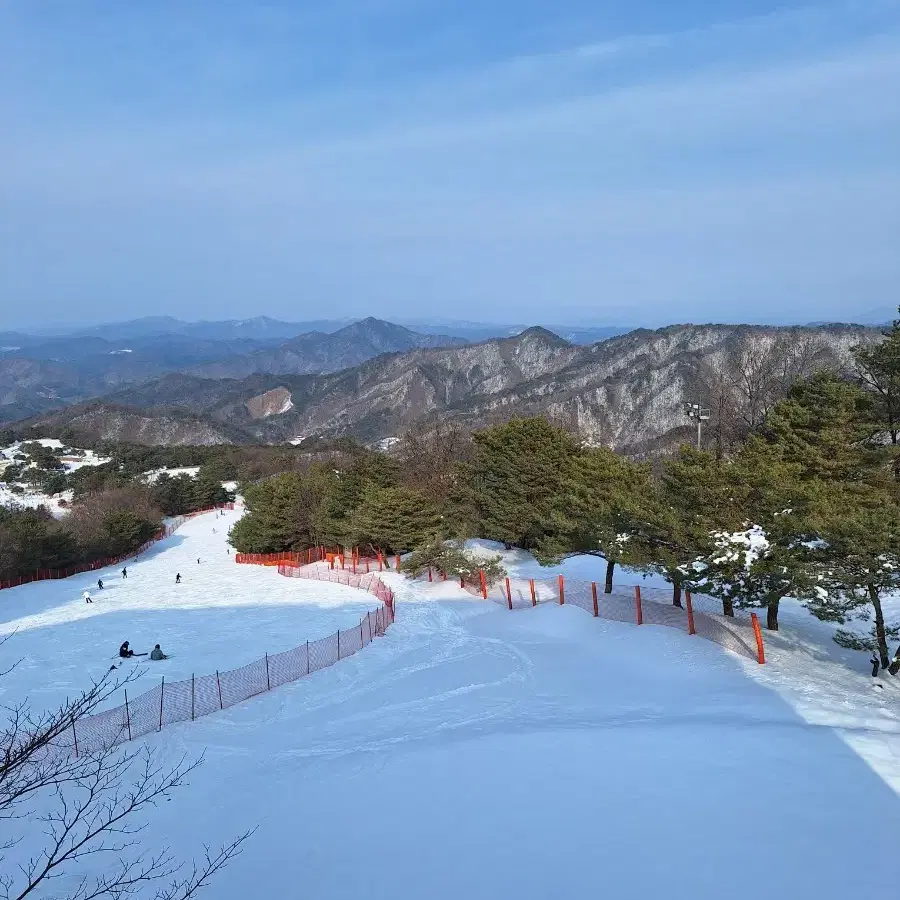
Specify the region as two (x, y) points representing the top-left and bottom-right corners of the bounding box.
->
(83, 590), (92, 604)
(150, 644), (169, 661)
(119, 641), (135, 659)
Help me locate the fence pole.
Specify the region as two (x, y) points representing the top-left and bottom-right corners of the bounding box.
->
(360, 620), (364, 646)
(685, 592), (696, 635)
(395, 554), (401, 572)
(72, 718), (79, 757)
(529, 579), (537, 607)
(428, 567), (432, 582)
(634, 585), (643, 625)
(158, 677), (165, 731)
(591, 581), (599, 617)
(480, 569), (488, 600)
(505, 576), (512, 610)
(337, 630), (341, 660)
(265, 653), (271, 690)
(558, 574), (565, 605)
(216, 671), (223, 709)
(751, 613), (766, 664)
(191, 674), (195, 720)
(306, 640), (310, 675)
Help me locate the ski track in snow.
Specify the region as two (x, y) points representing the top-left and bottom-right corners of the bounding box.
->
(4, 515), (900, 898)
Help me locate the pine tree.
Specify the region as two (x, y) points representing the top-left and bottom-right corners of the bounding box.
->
(629, 448), (738, 610)
(854, 306), (900, 447)
(535, 446), (650, 593)
(466, 417), (581, 551)
(351, 485), (443, 552)
(803, 482), (900, 668)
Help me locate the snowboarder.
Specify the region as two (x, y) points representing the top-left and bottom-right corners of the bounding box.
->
(83, 590), (92, 604)
(150, 644), (169, 661)
(119, 641), (134, 659)
(122, 567), (127, 579)
(97, 578), (103, 590)
(175, 573), (181, 584)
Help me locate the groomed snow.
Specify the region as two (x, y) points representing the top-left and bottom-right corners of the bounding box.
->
(0, 507), (378, 713)
(4, 523), (900, 899)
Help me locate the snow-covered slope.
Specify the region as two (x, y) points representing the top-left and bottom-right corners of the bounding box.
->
(3, 516), (900, 899)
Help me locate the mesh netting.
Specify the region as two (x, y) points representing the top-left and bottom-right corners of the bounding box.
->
(70, 559), (395, 754)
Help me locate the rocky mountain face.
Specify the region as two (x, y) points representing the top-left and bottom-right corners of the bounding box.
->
(187, 317), (465, 379)
(20, 323), (880, 451)
(29, 402), (242, 446)
(0, 318), (466, 425)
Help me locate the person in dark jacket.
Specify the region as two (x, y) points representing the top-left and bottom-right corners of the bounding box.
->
(175, 573), (181, 584)
(119, 641), (135, 659)
(150, 644), (168, 661)
(97, 579), (104, 590)
(122, 567), (127, 579)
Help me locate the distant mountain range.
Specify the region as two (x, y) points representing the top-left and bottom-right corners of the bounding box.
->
(16, 322), (880, 455)
(0, 318), (463, 424)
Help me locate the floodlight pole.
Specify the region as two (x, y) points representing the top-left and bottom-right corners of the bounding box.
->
(683, 401), (711, 450)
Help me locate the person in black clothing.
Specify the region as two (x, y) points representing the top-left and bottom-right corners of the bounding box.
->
(122, 567), (127, 579)
(119, 641), (135, 659)
(97, 578), (104, 590)
(175, 573), (181, 584)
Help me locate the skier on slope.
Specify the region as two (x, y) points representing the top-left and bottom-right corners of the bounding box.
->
(122, 567), (127, 579)
(175, 573), (181, 584)
(83, 590), (92, 604)
(97, 578), (103, 590)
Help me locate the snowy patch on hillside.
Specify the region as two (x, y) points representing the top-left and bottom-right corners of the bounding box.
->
(143, 466), (201, 483)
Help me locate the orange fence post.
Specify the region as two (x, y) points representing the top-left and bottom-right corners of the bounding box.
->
(685, 592), (696, 635)
(480, 569), (488, 600)
(395, 554), (401, 572)
(751, 612), (766, 664)
(529, 579), (536, 607)
(634, 585), (643, 625)
(591, 581), (599, 617)
(505, 577), (512, 610)
(558, 574), (565, 605)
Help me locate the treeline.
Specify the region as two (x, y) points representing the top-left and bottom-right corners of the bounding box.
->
(232, 313), (900, 667)
(0, 486), (163, 583)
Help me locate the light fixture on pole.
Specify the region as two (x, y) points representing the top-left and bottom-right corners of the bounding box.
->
(683, 401), (711, 450)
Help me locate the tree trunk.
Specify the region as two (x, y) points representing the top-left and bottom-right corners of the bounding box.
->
(869, 583), (890, 669)
(672, 576), (683, 609)
(604, 559), (615, 594)
(722, 597), (735, 617)
(766, 597), (780, 631)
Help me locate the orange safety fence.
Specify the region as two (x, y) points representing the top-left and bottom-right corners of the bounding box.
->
(452, 570), (765, 664)
(59, 557), (394, 756)
(0, 504), (234, 592)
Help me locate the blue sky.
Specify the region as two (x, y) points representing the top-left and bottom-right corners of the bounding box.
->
(1, 0), (898, 329)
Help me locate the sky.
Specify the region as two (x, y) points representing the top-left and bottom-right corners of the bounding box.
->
(1, 0), (898, 330)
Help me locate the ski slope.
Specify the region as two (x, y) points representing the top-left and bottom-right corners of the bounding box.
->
(4, 514), (900, 899)
(0, 506), (377, 713)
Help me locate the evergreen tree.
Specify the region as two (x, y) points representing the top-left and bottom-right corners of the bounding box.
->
(687, 437), (829, 629)
(854, 306), (900, 447)
(802, 482), (900, 668)
(465, 417), (581, 551)
(629, 448), (737, 609)
(351, 485), (443, 553)
(535, 446), (650, 593)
